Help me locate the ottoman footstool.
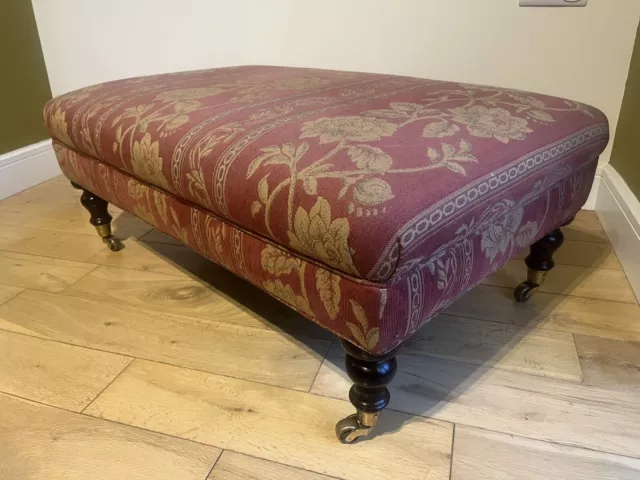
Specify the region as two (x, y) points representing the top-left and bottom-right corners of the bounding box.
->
(43, 66), (609, 443)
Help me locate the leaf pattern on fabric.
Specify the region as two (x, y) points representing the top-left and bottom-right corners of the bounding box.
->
(450, 106), (533, 144)
(261, 245), (301, 276)
(264, 279), (312, 317)
(49, 108), (74, 146)
(353, 178), (394, 205)
(316, 270), (341, 320)
(347, 145), (392, 173)
(347, 299), (380, 350)
(131, 133), (169, 189)
(515, 221), (540, 248)
(300, 116), (398, 143)
(288, 197), (359, 276)
(46, 66), (604, 293)
(422, 121), (460, 138)
(480, 205), (524, 262)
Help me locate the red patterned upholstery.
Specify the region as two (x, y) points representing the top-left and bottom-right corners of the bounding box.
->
(45, 66), (609, 354)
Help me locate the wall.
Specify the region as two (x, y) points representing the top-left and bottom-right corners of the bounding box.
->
(1, 0), (51, 155)
(32, 0), (639, 166)
(610, 20), (640, 199)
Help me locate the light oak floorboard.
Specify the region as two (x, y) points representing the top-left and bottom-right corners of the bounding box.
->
(575, 334), (640, 392)
(484, 259), (637, 304)
(445, 285), (640, 341)
(405, 314), (582, 381)
(0, 393), (220, 480)
(0, 251), (96, 293)
(311, 344), (640, 458)
(0, 225), (107, 262)
(0, 284), (23, 305)
(64, 264), (333, 339)
(84, 359), (453, 480)
(0, 290), (329, 391)
(513, 240), (622, 270)
(0, 330), (131, 411)
(208, 451), (335, 480)
(87, 238), (210, 277)
(452, 426), (640, 480)
(563, 210), (610, 244)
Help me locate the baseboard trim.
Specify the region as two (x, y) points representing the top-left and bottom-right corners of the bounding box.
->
(582, 164), (603, 211)
(595, 164), (640, 301)
(0, 140), (61, 200)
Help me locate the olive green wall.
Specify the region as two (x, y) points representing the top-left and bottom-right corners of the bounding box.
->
(0, 0), (52, 155)
(610, 21), (640, 199)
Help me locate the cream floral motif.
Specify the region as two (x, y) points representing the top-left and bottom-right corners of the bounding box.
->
(127, 179), (149, 200)
(288, 197), (359, 276)
(347, 300), (379, 350)
(126, 180), (156, 225)
(316, 270), (341, 320)
(169, 207), (189, 244)
(422, 121), (460, 138)
(261, 245), (301, 275)
(272, 77), (330, 90)
(300, 116), (398, 144)
(353, 178), (394, 205)
(259, 244), (312, 318)
(450, 106), (533, 144)
(479, 205), (540, 263)
(50, 108), (74, 146)
(347, 146), (392, 173)
(426, 139), (478, 175)
(527, 110), (555, 125)
(507, 94), (546, 109)
(155, 87), (227, 102)
(131, 133), (170, 190)
(263, 280), (312, 317)
(515, 221), (539, 248)
(480, 206), (524, 262)
(153, 190), (169, 225)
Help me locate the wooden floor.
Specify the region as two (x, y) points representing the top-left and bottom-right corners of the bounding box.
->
(1, 176), (640, 480)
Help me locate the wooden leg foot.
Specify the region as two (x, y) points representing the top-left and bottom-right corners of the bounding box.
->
(336, 340), (398, 444)
(514, 227), (564, 302)
(79, 188), (124, 252)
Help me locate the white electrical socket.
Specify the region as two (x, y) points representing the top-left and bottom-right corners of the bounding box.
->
(519, 0), (587, 6)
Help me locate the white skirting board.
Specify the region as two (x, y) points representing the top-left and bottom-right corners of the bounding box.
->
(0, 140), (61, 201)
(595, 164), (640, 301)
(582, 164), (602, 211)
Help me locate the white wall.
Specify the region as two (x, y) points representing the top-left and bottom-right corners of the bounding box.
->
(32, 0), (639, 165)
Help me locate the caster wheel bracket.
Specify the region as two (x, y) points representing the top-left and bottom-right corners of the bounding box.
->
(336, 411), (380, 444)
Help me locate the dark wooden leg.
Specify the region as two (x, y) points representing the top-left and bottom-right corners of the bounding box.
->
(514, 226), (565, 302)
(77, 184), (123, 252)
(335, 339), (398, 444)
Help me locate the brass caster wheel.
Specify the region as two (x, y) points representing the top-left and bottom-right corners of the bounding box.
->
(335, 411), (379, 444)
(514, 281), (537, 302)
(103, 236), (124, 252)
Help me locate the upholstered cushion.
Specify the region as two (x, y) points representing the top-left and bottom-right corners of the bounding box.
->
(54, 142), (600, 355)
(44, 66), (608, 284)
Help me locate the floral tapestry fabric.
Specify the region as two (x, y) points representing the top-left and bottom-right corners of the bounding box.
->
(44, 66), (609, 284)
(56, 139), (599, 355)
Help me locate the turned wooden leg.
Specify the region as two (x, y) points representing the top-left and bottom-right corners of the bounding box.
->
(513, 223), (567, 302)
(77, 184), (123, 252)
(335, 339), (398, 444)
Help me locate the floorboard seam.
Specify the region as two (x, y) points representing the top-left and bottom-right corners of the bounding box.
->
(308, 340), (333, 393)
(80, 357), (136, 414)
